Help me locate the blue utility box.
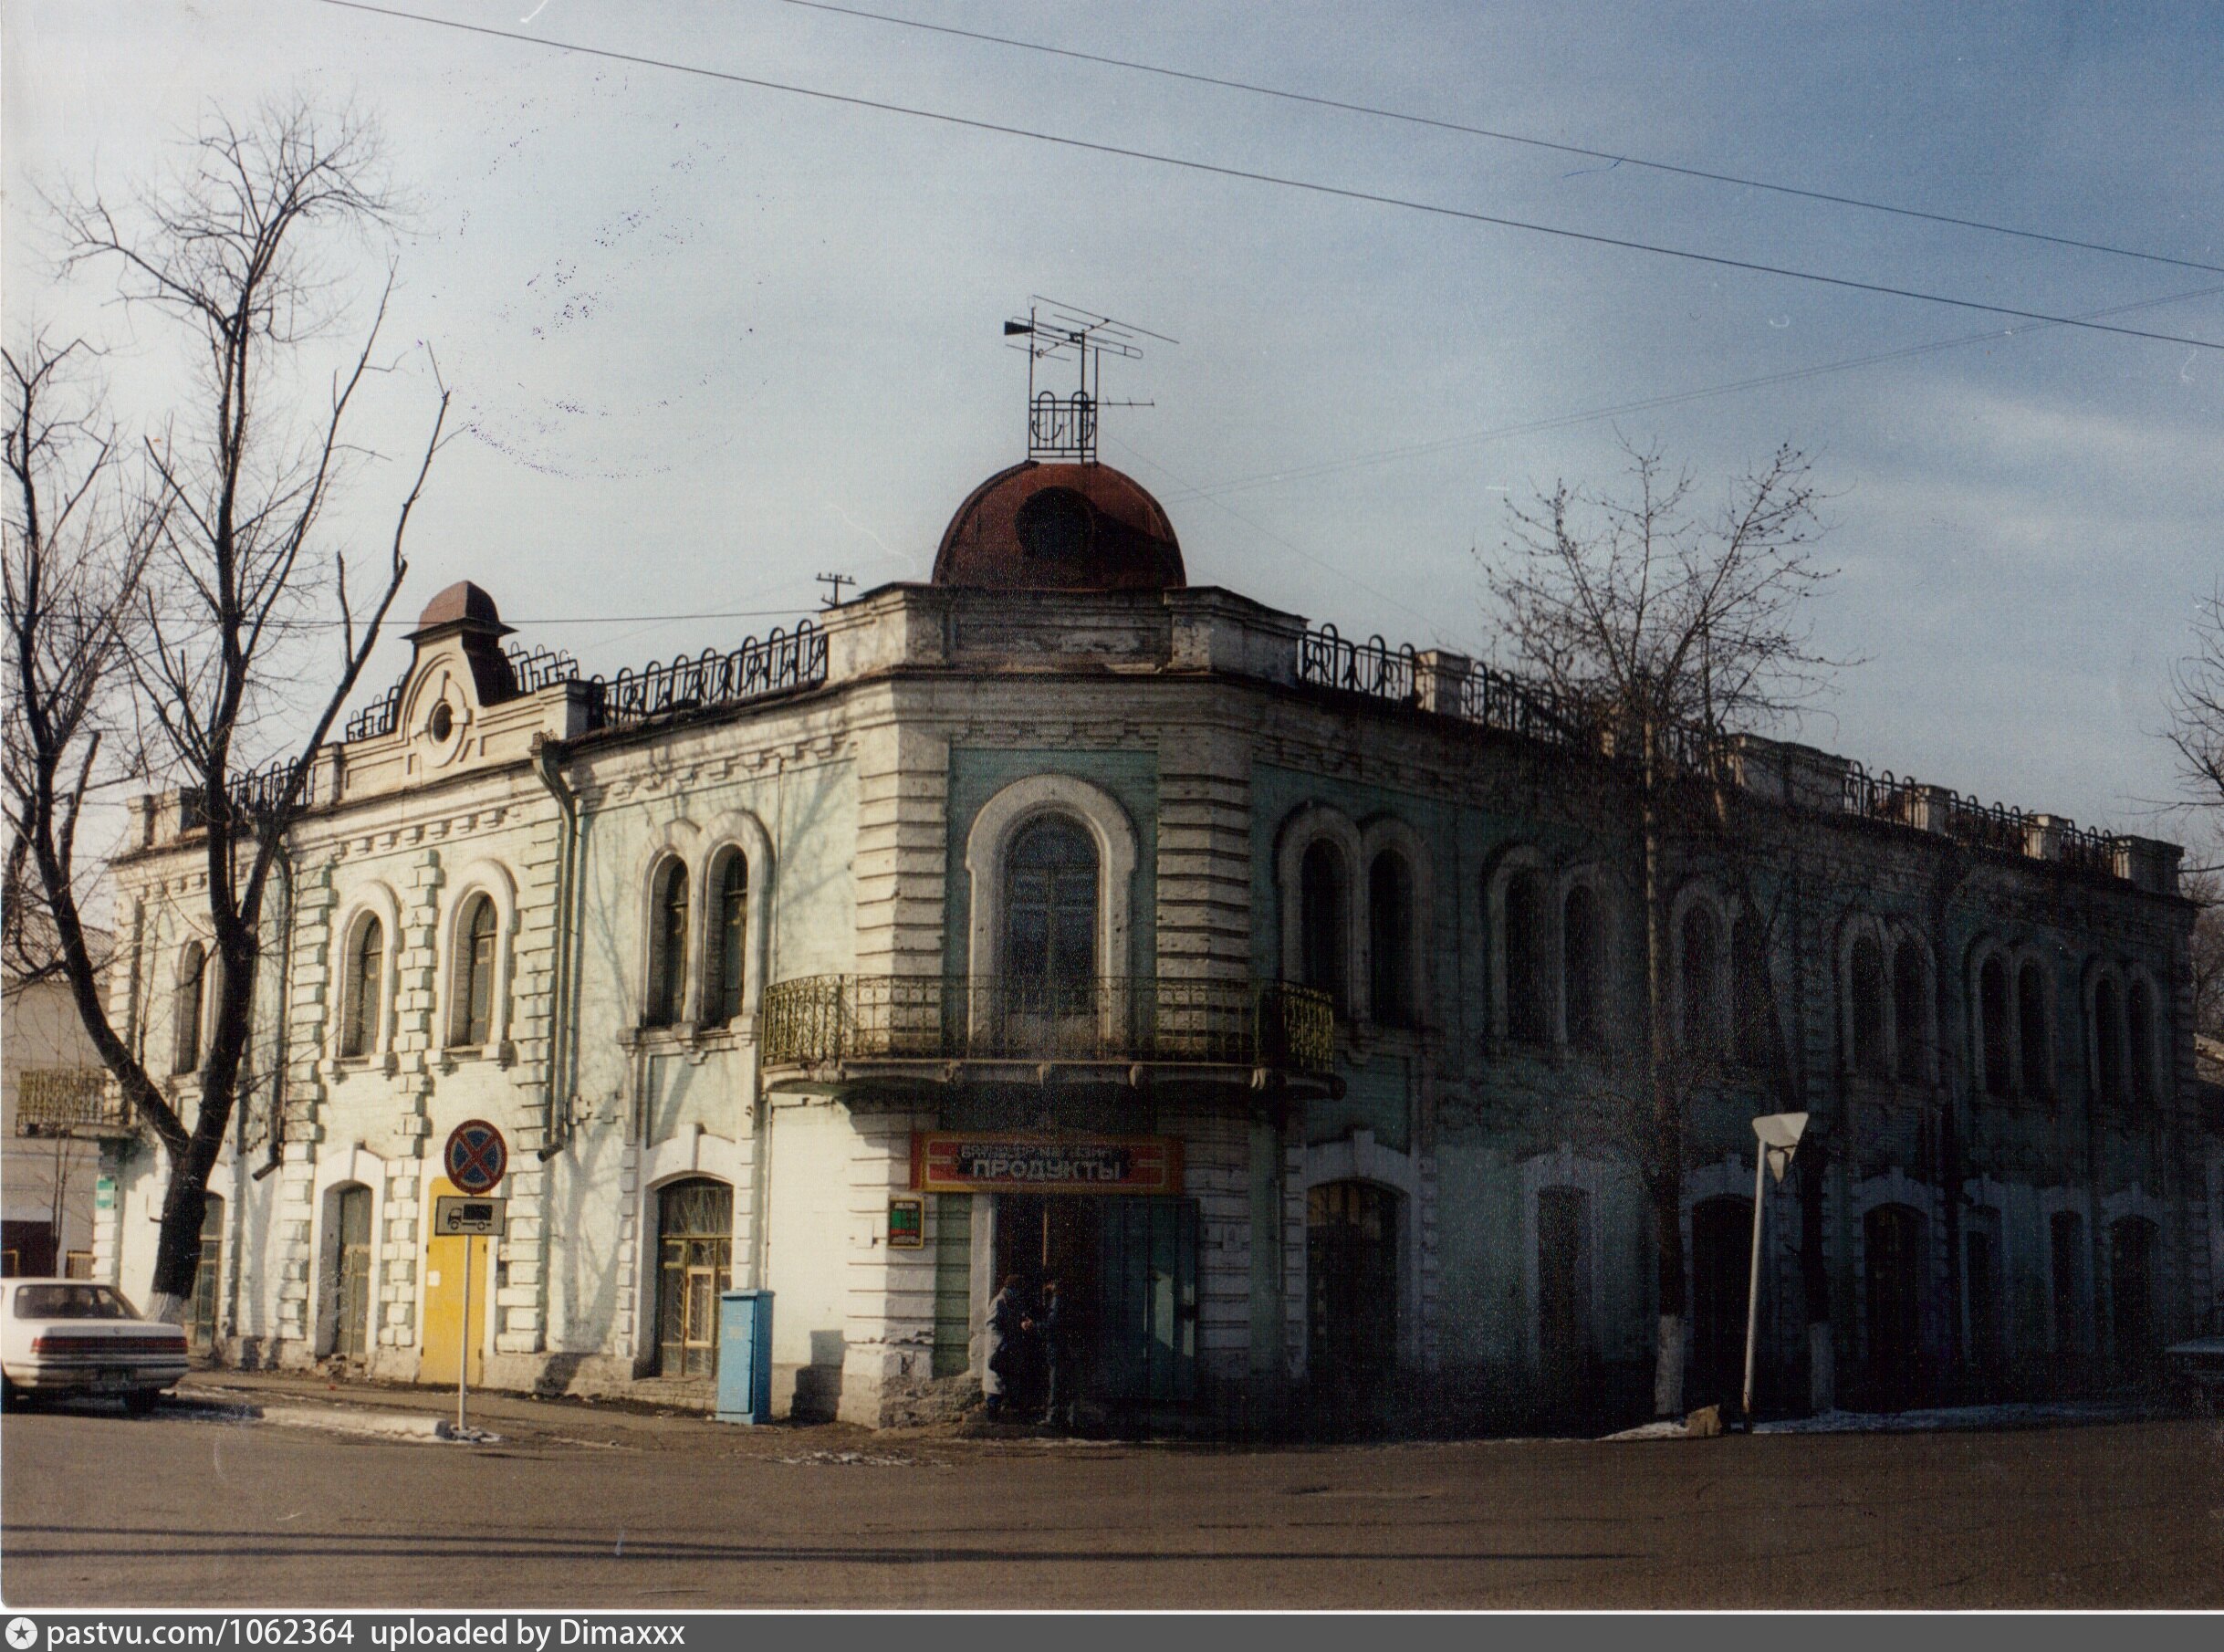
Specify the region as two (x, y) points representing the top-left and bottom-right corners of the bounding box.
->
(715, 1289), (775, 1424)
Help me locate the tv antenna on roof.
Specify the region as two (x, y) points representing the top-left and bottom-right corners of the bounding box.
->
(1002, 296), (1174, 464)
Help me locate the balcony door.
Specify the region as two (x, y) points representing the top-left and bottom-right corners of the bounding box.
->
(1002, 816), (1100, 1056)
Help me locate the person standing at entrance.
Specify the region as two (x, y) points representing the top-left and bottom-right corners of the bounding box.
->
(985, 1274), (1028, 1420)
(1039, 1276), (1074, 1429)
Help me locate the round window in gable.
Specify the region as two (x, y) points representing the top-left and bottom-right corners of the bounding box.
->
(1014, 487), (1095, 563)
(428, 702), (454, 742)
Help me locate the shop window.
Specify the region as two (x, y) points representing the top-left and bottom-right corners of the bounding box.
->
(2125, 980), (2156, 1113)
(2017, 962), (2050, 1098)
(705, 851), (749, 1026)
(655, 1178), (733, 1380)
(1297, 840), (1349, 1009)
(339, 915), (383, 1059)
(1368, 849), (1415, 1028)
(449, 894), (498, 1049)
(1892, 939), (1927, 1083)
(172, 942), (207, 1074)
(1502, 870), (1549, 1043)
(2109, 1217), (2157, 1375)
(1979, 955), (2012, 1097)
(1562, 884), (1603, 1051)
(1535, 1186), (1591, 1400)
(1678, 905), (1722, 1061)
(2093, 977), (2125, 1107)
(1848, 936), (1887, 1081)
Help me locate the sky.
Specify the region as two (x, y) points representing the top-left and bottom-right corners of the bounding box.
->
(5, 0), (2220, 843)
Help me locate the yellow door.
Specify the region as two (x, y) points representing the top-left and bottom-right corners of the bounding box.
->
(419, 1176), (487, 1385)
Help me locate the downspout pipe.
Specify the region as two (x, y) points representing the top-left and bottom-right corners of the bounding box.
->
(530, 735), (579, 1161)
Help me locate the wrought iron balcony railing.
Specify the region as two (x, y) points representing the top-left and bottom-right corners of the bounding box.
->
(14, 1069), (131, 1136)
(761, 975), (1336, 1076)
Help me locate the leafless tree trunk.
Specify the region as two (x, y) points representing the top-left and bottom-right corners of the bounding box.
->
(5, 99), (449, 1323)
(1486, 438), (1840, 1417)
(2166, 588), (2224, 819)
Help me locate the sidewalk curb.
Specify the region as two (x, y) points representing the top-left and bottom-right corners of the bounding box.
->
(175, 1385), (498, 1442)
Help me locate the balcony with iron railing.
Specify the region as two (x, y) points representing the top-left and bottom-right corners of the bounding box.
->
(760, 975), (1337, 1091)
(12, 1069), (133, 1138)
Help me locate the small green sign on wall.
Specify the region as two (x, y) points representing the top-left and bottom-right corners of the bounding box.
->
(887, 1196), (924, 1249)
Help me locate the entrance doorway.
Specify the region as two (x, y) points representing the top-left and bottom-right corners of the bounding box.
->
(1864, 1203), (1927, 1410)
(2109, 1217), (2157, 1377)
(1307, 1181), (1399, 1405)
(1689, 1196), (1752, 1411)
(419, 1176), (487, 1386)
(186, 1196), (224, 1355)
(992, 1194), (1197, 1407)
(329, 1185), (374, 1361)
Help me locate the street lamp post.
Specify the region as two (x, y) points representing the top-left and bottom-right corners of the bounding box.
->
(1741, 1112), (1809, 1426)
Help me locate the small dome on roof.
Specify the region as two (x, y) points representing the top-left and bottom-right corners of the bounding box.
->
(412, 580), (508, 634)
(933, 461), (1184, 591)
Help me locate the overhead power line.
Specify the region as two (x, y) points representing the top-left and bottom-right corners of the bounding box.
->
(784, 0), (2224, 278)
(321, 2), (2224, 353)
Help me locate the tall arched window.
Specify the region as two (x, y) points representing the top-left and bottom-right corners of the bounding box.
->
(1297, 840), (1349, 1008)
(704, 852), (749, 1026)
(449, 894), (499, 1048)
(2017, 962), (2049, 1098)
(1848, 936), (1887, 1080)
(1368, 849), (1415, 1028)
(1562, 884), (1602, 1051)
(1503, 870), (1549, 1043)
(1679, 905), (1721, 1061)
(1979, 955), (2012, 1097)
(1732, 915), (1771, 1071)
(645, 860), (691, 1027)
(1005, 816), (1099, 997)
(2093, 977), (2125, 1107)
(2126, 979), (2156, 1113)
(172, 941), (207, 1074)
(1892, 939), (1927, 1083)
(340, 915), (383, 1059)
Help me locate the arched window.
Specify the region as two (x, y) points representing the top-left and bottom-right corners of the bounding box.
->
(1732, 915), (1771, 1071)
(704, 852), (749, 1026)
(1503, 870), (1549, 1043)
(172, 942), (207, 1074)
(2093, 977), (2125, 1107)
(2017, 962), (2049, 1098)
(340, 916), (383, 1059)
(1005, 816), (1099, 995)
(449, 894), (499, 1048)
(1892, 939), (1927, 1084)
(1297, 840), (1349, 1008)
(1848, 936), (1887, 1080)
(1679, 904), (1721, 1060)
(645, 860), (691, 1028)
(1562, 884), (1602, 1051)
(2126, 979), (2156, 1113)
(1368, 849), (1415, 1027)
(1979, 955), (2012, 1097)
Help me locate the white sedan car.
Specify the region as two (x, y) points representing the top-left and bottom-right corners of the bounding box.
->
(0, 1279), (189, 1413)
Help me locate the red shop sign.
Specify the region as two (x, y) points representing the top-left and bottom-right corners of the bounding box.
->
(910, 1132), (1183, 1196)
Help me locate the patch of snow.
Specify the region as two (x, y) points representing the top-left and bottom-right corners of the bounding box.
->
(1755, 1401), (2153, 1435)
(1602, 1420), (1691, 1441)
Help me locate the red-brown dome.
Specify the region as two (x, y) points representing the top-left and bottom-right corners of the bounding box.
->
(932, 461), (1185, 591)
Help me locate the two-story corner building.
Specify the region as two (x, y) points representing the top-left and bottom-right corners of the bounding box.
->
(87, 446), (2212, 1429)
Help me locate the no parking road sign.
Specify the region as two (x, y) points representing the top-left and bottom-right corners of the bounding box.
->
(444, 1119), (507, 1196)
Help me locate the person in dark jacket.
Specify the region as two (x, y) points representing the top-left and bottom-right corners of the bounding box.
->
(1038, 1276), (1073, 1429)
(984, 1274), (1029, 1420)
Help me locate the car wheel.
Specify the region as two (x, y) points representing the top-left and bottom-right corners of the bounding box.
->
(2, 1379), (36, 1413)
(121, 1388), (162, 1417)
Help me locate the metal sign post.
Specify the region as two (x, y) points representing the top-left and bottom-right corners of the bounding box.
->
(442, 1122), (508, 1440)
(1741, 1112), (1809, 1426)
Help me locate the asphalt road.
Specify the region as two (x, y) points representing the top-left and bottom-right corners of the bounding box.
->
(5, 1403), (2221, 1609)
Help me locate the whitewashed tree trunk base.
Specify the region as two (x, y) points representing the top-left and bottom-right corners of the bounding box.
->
(146, 1291), (187, 1324)
(1654, 1313), (1686, 1417)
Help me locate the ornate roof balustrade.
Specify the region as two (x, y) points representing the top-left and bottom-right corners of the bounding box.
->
(760, 974), (1336, 1088)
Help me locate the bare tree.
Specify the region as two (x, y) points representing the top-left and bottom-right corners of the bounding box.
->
(2185, 863), (2224, 1047)
(2165, 587), (2224, 821)
(5, 99), (448, 1320)
(1486, 438), (1840, 1417)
